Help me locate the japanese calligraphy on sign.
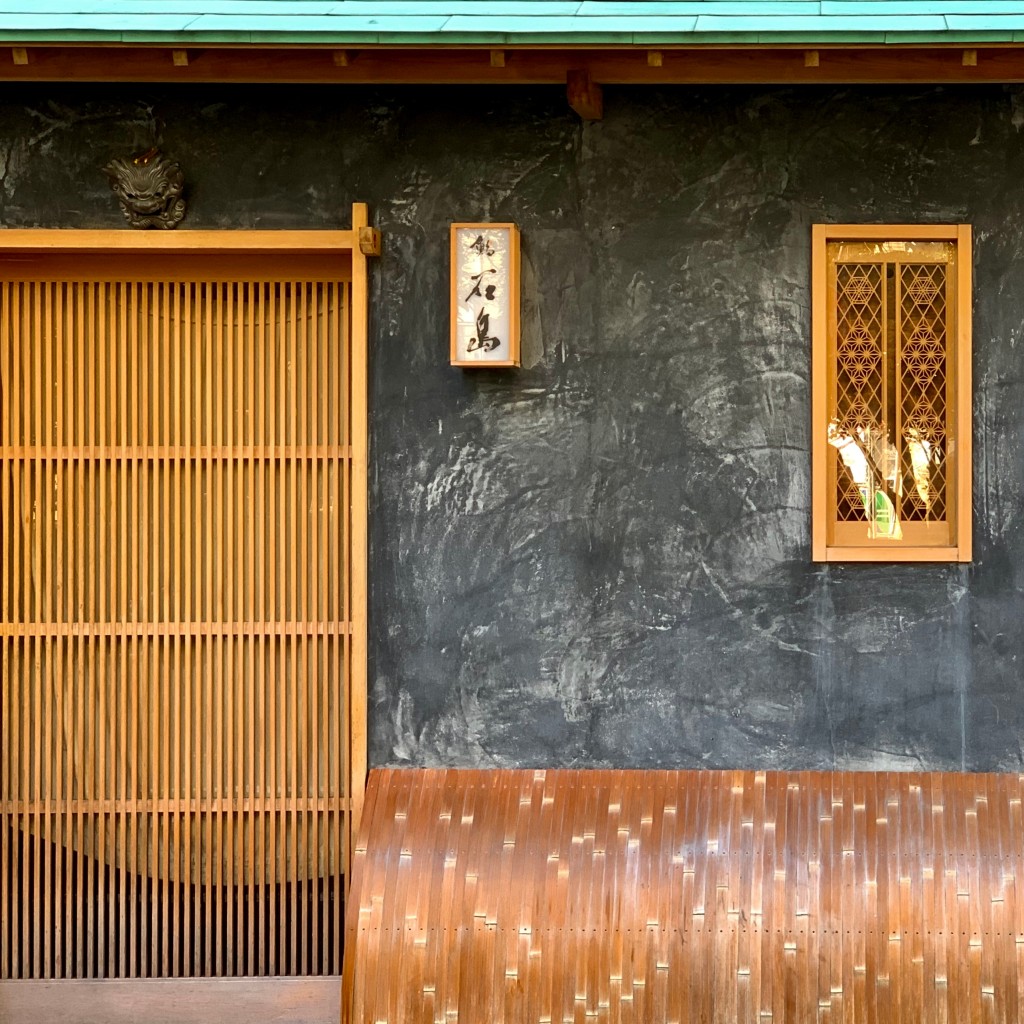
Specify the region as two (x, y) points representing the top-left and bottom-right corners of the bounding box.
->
(450, 223), (520, 367)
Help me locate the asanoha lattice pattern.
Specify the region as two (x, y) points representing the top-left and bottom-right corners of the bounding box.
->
(833, 260), (948, 525)
(900, 263), (948, 522)
(834, 263), (885, 522)
(346, 768), (1024, 1024)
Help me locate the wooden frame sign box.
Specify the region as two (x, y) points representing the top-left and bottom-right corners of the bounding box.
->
(450, 222), (520, 367)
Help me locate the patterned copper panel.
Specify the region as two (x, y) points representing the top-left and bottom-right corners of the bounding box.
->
(344, 769), (1024, 1024)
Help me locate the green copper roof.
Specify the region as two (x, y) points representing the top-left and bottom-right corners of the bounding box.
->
(2, 1), (1024, 45)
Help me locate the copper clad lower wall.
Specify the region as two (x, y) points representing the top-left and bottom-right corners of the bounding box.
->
(344, 768), (1024, 1024)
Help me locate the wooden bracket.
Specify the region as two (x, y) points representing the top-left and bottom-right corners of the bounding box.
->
(333, 49), (354, 67)
(647, 50), (663, 68)
(963, 49), (978, 67)
(804, 50), (820, 68)
(358, 225), (381, 257)
(11, 48), (28, 66)
(490, 49), (506, 68)
(566, 70), (603, 121)
(171, 49), (189, 67)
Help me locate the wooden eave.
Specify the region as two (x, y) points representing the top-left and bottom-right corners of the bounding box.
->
(2, 41), (1024, 83)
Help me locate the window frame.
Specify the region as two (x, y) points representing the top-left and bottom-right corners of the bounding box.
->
(811, 223), (972, 563)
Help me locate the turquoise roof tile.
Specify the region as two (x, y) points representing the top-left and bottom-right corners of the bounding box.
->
(824, 1), (1024, 11)
(2, 0), (1024, 46)
(575, 2), (821, 12)
(184, 13), (452, 30)
(946, 13), (1024, 28)
(694, 13), (948, 30)
(441, 13), (699, 31)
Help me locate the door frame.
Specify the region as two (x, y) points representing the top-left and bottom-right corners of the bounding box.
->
(0, 205), (373, 1021)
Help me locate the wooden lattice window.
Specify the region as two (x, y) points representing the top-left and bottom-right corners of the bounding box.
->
(1, 220), (371, 989)
(812, 225), (972, 562)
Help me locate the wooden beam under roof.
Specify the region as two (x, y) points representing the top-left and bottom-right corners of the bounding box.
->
(0, 44), (1023, 84)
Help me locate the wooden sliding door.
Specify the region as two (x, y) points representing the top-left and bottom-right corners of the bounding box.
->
(0, 223), (368, 1000)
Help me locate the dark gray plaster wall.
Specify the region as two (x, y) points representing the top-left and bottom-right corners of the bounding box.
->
(2, 83), (1024, 772)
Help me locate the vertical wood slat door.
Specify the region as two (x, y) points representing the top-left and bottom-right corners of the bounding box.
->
(0, 226), (369, 981)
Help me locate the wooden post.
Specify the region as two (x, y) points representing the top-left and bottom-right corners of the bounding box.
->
(566, 70), (603, 121)
(347, 203), (371, 874)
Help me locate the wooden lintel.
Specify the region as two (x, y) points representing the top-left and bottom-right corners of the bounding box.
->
(0, 44), (1023, 86)
(963, 49), (978, 66)
(171, 49), (189, 67)
(804, 50), (820, 67)
(358, 225), (381, 257)
(490, 49), (506, 68)
(647, 50), (663, 67)
(11, 47), (28, 66)
(566, 69), (603, 121)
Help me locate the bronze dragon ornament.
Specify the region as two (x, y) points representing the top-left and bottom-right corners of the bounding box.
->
(103, 147), (187, 229)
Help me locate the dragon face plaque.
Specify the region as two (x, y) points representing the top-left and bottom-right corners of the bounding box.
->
(104, 148), (186, 229)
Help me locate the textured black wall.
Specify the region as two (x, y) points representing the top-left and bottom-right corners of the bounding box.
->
(3, 83), (1023, 772)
